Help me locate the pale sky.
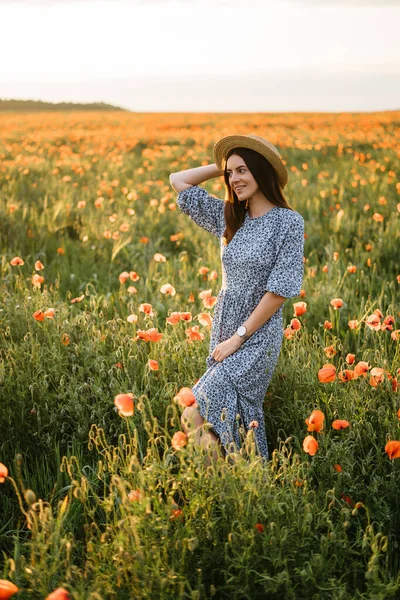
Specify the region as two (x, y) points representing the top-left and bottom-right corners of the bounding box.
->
(0, 0), (399, 111)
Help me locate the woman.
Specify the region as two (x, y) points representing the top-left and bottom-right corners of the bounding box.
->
(169, 134), (305, 465)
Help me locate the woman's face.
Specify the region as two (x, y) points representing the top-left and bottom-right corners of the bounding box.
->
(226, 154), (258, 201)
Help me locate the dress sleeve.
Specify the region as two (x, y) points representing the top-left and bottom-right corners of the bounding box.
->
(265, 213), (305, 299)
(176, 185), (225, 238)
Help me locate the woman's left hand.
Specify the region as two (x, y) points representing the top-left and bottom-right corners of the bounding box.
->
(211, 335), (243, 362)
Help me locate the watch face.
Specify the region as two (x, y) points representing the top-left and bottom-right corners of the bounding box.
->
(237, 325), (246, 336)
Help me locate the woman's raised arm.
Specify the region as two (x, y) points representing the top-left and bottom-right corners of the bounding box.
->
(169, 163), (223, 193)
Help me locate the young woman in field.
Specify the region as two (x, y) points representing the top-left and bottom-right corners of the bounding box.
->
(169, 134), (305, 465)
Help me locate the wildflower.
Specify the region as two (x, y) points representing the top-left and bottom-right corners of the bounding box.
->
(0, 580), (19, 599)
(114, 393), (135, 417)
(348, 320), (359, 329)
(290, 318), (301, 330)
(154, 253), (166, 262)
(139, 303), (154, 316)
(61, 333), (70, 346)
(10, 256), (24, 266)
(128, 489), (142, 502)
(293, 301), (307, 316)
(174, 387), (197, 407)
(385, 441), (400, 460)
(70, 294), (85, 303)
(305, 409), (325, 433)
(330, 298), (343, 310)
(119, 271), (130, 284)
(332, 420), (350, 430)
(249, 420), (259, 428)
(45, 588), (71, 600)
(171, 431), (188, 450)
(303, 435), (318, 456)
(324, 320), (333, 330)
(44, 308), (55, 319)
(170, 509), (183, 520)
(127, 314), (138, 323)
(160, 283), (176, 296)
(353, 361), (370, 378)
(0, 463), (8, 483)
(333, 464), (342, 472)
(32, 310), (45, 322)
(318, 364), (336, 383)
(346, 353), (355, 365)
(148, 359), (159, 371)
(254, 523), (264, 533)
(35, 260), (44, 270)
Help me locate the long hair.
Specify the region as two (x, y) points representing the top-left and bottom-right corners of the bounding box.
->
(222, 147), (294, 244)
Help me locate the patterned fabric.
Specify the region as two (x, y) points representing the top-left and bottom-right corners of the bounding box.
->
(177, 185), (305, 462)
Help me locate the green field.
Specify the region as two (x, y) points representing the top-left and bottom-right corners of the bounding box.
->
(0, 110), (399, 599)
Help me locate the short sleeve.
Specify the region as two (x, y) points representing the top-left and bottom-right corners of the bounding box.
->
(265, 213), (305, 299)
(176, 185), (225, 238)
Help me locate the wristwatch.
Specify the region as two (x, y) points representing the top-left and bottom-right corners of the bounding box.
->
(236, 325), (250, 341)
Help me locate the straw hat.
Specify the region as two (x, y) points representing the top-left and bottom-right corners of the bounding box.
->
(213, 134), (288, 189)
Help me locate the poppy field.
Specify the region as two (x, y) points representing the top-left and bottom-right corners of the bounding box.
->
(0, 110), (399, 599)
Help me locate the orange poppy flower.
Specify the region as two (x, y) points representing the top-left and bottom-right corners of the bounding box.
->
(324, 345), (336, 358)
(139, 303), (154, 316)
(333, 464), (342, 472)
(180, 312), (193, 322)
(145, 328), (163, 342)
(166, 312), (182, 325)
(45, 588), (71, 600)
(290, 318), (301, 330)
(160, 283), (176, 296)
(365, 314), (381, 331)
(293, 301), (307, 316)
(57, 247), (65, 255)
(154, 253), (166, 263)
(170, 508), (183, 520)
(353, 361), (370, 378)
(185, 326), (204, 341)
(324, 320), (333, 330)
(32, 310), (45, 322)
(254, 523), (264, 533)
(346, 353), (355, 365)
(0, 463), (8, 483)
(318, 364), (336, 383)
(303, 435), (318, 456)
(61, 333), (70, 346)
(197, 313), (212, 327)
(32, 273), (44, 287)
(330, 298), (343, 310)
(385, 441), (400, 459)
(70, 294), (85, 304)
(248, 420), (259, 428)
(10, 256), (24, 266)
(114, 393), (135, 417)
(119, 271), (130, 284)
(348, 320), (359, 329)
(397, 408), (400, 420)
(44, 308), (55, 319)
(127, 314), (138, 323)
(0, 580), (19, 599)
(148, 359), (159, 371)
(338, 369), (355, 382)
(305, 409), (325, 433)
(175, 387), (197, 407)
(128, 489), (142, 502)
(171, 431), (188, 450)
(35, 260), (44, 270)
(332, 420), (350, 430)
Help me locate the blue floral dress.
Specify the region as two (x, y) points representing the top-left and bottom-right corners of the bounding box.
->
(177, 185), (305, 462)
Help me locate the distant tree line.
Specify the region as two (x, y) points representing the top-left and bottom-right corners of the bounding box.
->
(0, 99), (127, 112)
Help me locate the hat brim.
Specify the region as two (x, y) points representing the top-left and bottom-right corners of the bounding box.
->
(213, 134), (288, 189)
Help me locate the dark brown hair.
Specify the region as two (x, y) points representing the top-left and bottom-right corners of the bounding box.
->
(222, 147), (294, 244)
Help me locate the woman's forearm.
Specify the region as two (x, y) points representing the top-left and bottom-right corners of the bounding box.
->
(169, 163), (223, 192)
